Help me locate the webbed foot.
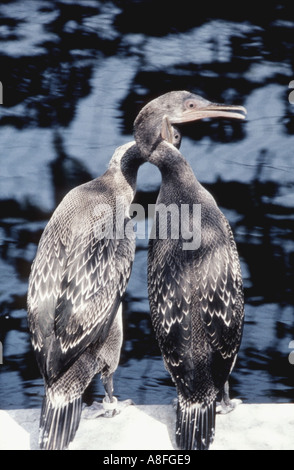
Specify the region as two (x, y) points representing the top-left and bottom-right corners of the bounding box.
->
(216, 381), (242, 414)
(216, 397), (242, 414)
(82, 397), (134, 419)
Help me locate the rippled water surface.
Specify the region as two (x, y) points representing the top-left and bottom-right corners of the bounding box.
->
(0, 0), (294, 410)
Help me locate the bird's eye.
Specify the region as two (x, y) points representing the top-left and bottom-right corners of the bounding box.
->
(185, 100), (197, 110)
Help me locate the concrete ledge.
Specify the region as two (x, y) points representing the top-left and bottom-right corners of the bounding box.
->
(0, 404), (293, 450)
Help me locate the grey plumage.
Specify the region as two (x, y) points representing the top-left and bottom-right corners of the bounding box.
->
(27, 89), (245, 451)
(148, 160), (244, 449)
(27, 141), (142, 450)
(134, 91), (245, 450)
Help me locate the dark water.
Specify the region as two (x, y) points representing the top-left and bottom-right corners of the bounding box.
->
(0, 0), (294, 410)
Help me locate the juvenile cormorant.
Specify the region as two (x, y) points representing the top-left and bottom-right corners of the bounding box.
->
(27, 142), (141, 450)
(134, 91), (246, 450)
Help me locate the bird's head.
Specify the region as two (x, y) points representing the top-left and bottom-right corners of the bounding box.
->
(134, 90), (246, 154)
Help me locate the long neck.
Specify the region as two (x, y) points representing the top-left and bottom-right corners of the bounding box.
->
(120, 151), (145, 190)
(134, 110), (163, 159)
(134, 109), (192, 185)
(134, 114), (202, 199)
(107, 142), (145, 199)
(149, 141), (197, 186)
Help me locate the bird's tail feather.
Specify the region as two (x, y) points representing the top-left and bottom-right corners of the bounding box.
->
(39, 394), (82, 450)
(176, 399), (216, 450)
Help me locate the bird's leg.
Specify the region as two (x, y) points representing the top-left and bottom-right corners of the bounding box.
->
(103, 374), (134, 417)
(216, 381), (242, 414)
(82, 374), (134, 420)
(95, 374), (135, 418)
(81, 374), (117, 419)
(101, 374), (119, 418)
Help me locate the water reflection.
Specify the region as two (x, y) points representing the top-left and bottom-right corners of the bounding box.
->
(50, 130), (92, 205)
(0, 0), (293, 410)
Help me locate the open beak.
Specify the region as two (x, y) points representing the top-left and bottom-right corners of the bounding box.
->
(173, 102), (247, 124)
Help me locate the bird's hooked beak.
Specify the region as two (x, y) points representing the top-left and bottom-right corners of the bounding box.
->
(171, 100), (247, 124)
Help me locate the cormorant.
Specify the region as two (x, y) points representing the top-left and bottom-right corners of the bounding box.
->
(27, 127), (181, 450)
(134, 91), (246, 450)
(27, 141), (141, 450)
